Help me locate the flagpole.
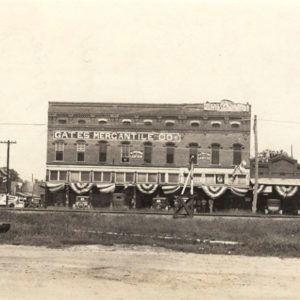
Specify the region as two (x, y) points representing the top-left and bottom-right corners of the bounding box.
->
(252, 115), (258, 213)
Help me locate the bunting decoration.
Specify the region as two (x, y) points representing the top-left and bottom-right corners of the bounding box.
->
(231, 187), (249, 197)
(0, 168), (8, 183)
(69, 182), (93, 195)
(202, 185), (227, 199)
(256, 185), (272, 194)
(275, 185), (298, 198)
(257, 184), (265, 194)
(136, 183), (158, 194)
(45, 182), (66, 193)
(96, 183), (116, 193)
(161, 185), (181, 195)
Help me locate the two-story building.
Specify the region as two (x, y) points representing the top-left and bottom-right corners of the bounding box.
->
(45, 100), (251, 209)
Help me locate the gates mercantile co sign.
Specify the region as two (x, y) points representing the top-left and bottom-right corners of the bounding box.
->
(53, 130), (181, 142)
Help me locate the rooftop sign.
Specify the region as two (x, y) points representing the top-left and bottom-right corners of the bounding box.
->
(204, 100), (250, 112)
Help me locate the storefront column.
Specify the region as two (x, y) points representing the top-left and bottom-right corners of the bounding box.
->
(65, 185), (69, 208)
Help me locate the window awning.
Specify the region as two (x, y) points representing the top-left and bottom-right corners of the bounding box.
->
(250, 178), (300, 186)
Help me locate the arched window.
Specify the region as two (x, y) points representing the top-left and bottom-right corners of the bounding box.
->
(211, 143), (220, 165)
(76, 141), (86, 162)
(99, 141), (107, 162)
(189, 143), (198, 164)
(166, 142), (175, 164)
(98, 118), (108, 125)
(144, 119), (153, 126)
(144, 142), (152, 164)
(211, 121), (221, 128)
(122, 119), (132, 126)
(165, 120), (175, 127)
(78, 119), (86, 124)
(55, 141), (64, 161)
(230, 121), (240, 129)
(58, 119), (67, 124)
(233, 144), (242, 165)
(190, 120), (200, 128)
(121, 141), (130, 162)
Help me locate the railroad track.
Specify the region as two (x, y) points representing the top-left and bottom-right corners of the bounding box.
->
(0, 207), (299, 219)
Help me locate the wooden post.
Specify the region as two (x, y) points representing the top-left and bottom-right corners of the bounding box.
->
(252, 115), (258, 213)
(0, 140), (16, 207)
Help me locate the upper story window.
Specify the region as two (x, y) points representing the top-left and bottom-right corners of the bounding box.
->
(166, 142), (175, 164)
(211, 121), (221, 129)
(99, 141), (107, 163)
(122, 119), (132, 126)
(78, 119), (86, 124)
(144, 142), (152, 164)
(121, 142), (130, 162)
(76, 142), (86, 162)
(144, 119), (153, 126)
(98, 118), (108, 125)
(233, 144), (242, 165)
(230, 121), (241, 129)
(211, 143), (220, 165)
(189, 143), (198, 164)
(58, 119), (67, 124)
(55, 142), (64, 161)
(190, 120), (200, 128)
(165, 120), (175, 127)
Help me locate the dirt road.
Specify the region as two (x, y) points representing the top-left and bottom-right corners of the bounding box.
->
(0, 244), (299, 300)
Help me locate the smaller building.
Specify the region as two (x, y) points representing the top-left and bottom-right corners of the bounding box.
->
(250, 153), (300, 214)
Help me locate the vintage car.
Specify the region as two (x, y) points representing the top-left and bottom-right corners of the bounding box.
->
(0, 193), (25, 208)
(73, 196), (90, 209)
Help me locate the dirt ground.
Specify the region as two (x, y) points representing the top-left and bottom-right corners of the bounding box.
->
(0, 244), (299, 300)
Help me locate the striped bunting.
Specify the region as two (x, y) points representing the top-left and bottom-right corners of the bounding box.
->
(202, 186), (227, 199)
(161, 185), (181, 195)
(46, 182), (66, 193)
(69, 182), (93, 195)
(230, 187), (249, 197)
(96, 183), (116, 193)
(275, 185), (298, 198)
(137, 183), (158, 194)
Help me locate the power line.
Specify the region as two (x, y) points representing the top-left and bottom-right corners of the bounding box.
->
(0, 123), (46, 126)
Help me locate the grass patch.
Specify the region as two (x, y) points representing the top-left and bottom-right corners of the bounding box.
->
(0, 210), (300, 257)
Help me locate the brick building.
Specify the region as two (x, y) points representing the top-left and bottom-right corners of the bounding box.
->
(45, 100), (251, 209)
(250, 153), (300, 213)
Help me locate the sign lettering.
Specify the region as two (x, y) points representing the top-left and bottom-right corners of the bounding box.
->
(54, 131), (181, 142)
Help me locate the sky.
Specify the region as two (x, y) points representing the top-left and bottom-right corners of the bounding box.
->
(0, 0), (300, 181)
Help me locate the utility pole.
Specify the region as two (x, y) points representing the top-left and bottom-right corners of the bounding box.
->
(252, 116), (258, 213)
(0, 140), (17, 207)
